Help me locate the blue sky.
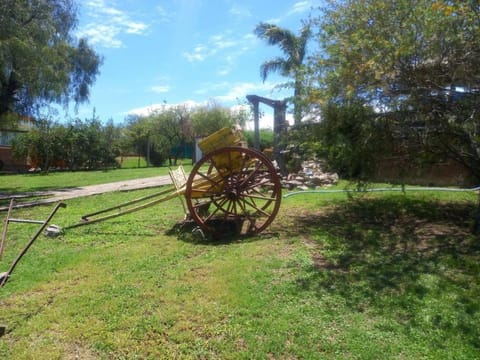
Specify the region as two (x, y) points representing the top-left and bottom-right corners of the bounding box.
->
(72, 0), (321, 128)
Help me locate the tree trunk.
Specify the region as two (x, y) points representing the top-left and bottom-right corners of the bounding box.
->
(293, 80), (302, 125)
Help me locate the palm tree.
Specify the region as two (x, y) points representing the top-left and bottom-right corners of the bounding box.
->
(254, 22), (311, 125)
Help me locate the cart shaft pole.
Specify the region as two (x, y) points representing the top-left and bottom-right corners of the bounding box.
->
(80, 186), (176, 220)
(67, 190), (183, 229)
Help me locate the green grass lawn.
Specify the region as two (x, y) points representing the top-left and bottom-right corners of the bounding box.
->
(0, 173), (479, 359)
(116, 156), (194, 170)
(117, 155), (149, 169)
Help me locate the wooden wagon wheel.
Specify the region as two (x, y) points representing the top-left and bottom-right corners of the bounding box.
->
(185, 146), (282, 236)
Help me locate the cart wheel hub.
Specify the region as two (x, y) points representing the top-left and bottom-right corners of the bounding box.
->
(227, 190), (239, 200)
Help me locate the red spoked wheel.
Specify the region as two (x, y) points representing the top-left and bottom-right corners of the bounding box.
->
(185, 146), (282, 236)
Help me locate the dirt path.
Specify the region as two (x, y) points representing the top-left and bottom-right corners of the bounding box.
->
(1, 175), (173, 210)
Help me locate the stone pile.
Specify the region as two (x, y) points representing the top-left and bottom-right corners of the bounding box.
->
(282, 160), (339, 190)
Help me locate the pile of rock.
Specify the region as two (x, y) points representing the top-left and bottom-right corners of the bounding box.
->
(282, 159), (339, 190)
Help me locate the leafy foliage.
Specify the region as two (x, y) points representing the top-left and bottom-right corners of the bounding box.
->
(123, 102), (248, 167)
(310, 0), (480, 182)
(243, 129), (274, 150)
(146, 105), (194, 166)
(319, 102), (393, 179)
(254, 22), (312, 124)
(284, 102), (390, 179)
(0, 0), (102, 120)
(12, 116), (120, 171)
(191, 101), (243, 137)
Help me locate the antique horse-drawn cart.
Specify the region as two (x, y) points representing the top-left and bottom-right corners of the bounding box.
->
(72, 127), (282, 236)
(0, 127), (282, 289)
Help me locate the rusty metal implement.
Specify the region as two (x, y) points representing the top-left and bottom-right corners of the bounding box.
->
(0, 199), (66, 288)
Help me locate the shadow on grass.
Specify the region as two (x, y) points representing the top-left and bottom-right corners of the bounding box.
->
(290, 196), (480, 348)
(167, 219), (269, 245)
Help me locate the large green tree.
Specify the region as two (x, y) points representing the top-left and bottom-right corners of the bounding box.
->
(254, 22), (311, 125)
(191, 101), (246, 137)
(0, 0), (102, 122)
(148, 105), (194, 166)
(123, 102), (250, 166)
(311, 0), (480, 181)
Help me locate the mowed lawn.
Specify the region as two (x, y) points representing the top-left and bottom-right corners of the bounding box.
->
(0, 169), (479, 359)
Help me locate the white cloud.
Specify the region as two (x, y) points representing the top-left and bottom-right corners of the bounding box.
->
(209, 34), (236, 49)
(78, 24), (122, 48)
(156, 5), (173, 22)
(229, 4), (252, 18)
(264, 17), (281, 24)
(125, 22), (148, 35)
(215, 55), (236, 76)
(183, 32), (251, 63)
(182, 32), (256, 78)
(288, 1), (315, 15)
(150, 85), (171, 94)
(78, 0), (149, 48)
(260, 0), (316, 25)
(193, 80), (290, 104)
(183, 45), (209, 62)
(193, 81), (229, 96)
(212, 81), (282, 103)
(217, 68), (230, 76)
(244, 112), (295, 130)
(243, 33), (256, 41)
(127, 100), (204, 117)
(127, 104), (165, 117)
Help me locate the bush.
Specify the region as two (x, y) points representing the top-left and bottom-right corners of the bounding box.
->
(243, 129), (274, 150)
(12, 118), (121, 171)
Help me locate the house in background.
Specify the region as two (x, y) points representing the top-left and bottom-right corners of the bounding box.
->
(0, 117), (33, 172)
